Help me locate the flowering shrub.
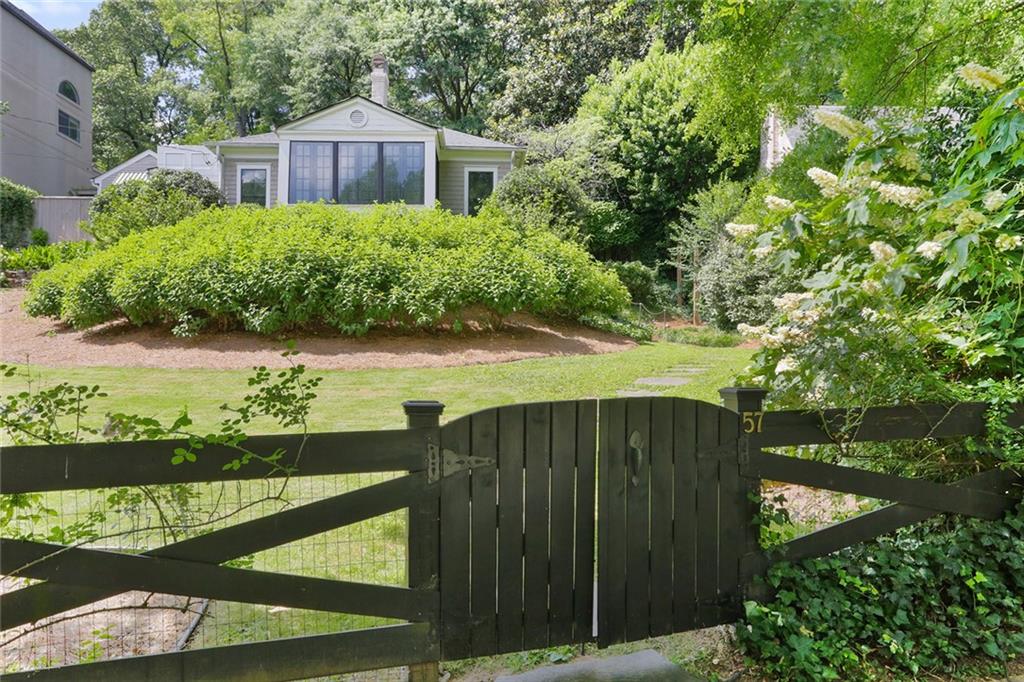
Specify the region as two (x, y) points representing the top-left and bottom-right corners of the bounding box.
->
(732, 67), (1024, 438)
(26, 204), (629, 336)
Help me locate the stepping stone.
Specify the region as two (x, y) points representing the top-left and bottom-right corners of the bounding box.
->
(616, 389), (663, 397)
(496, 649), (705, 681)
(634, 376), (691, 386)
(665, 366), (707, 375)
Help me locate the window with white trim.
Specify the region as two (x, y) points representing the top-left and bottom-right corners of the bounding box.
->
(57, 110), (80, 142)
(465, 167), (496, 216)
(237, 165), (270, 206)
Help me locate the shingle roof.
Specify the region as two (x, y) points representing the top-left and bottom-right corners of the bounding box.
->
(441, 128), (520, 150)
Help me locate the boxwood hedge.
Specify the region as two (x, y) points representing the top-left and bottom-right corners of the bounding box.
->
(25, 204), (630, 336)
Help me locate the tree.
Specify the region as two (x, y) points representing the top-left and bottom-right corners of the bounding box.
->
(659, 0), (1024, 162)
(575, 42), (730, 263)
(380, 0), (510, 132)
(234, 0), (377, 129)
(56, 0), (194, 170)
(487, 0), (666, 136)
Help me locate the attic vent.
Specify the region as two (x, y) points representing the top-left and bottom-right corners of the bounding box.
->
(349, 109), (367, 128)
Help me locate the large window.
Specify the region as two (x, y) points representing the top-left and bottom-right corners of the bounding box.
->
(57, 110), (80, 142)
(337, 143), (378, 204)
(289, 142), (333, 203)
(288, 141), (425, 205)
(382, 143), (424, 204)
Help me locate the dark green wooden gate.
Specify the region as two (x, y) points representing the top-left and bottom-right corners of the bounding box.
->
(436, 400), (598, 659)
(597, 397), (754, 647)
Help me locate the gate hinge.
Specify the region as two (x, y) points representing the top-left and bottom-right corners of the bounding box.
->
(426, 445), (495, 482)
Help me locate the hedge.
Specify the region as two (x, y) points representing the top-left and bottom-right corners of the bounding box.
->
(26, 204), (630, 336)
(0, 178), (38, 247)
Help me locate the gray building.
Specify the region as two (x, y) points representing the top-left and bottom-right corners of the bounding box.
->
(0, 0), (94, 195)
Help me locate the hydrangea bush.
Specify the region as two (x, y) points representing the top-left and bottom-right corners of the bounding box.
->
(732, 67), (1023, 456)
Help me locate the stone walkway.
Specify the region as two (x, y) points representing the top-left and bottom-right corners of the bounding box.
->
(616, 364), (709, 397)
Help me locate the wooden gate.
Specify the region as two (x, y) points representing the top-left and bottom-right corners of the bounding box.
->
(596, 397), (753, 647)
(436, 400), (598, 659)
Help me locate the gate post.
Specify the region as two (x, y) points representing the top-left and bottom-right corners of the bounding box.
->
(719, 387), (768, 601)
(404, 400), (444, 682)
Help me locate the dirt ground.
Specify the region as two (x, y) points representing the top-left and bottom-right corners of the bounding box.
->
(0, 288), (634, 370)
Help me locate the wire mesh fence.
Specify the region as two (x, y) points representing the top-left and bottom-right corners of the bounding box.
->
(1, 470), (412, 680)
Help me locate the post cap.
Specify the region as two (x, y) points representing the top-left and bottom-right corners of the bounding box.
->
(402, 400), (445, 416)
(718, 386), (770, 399)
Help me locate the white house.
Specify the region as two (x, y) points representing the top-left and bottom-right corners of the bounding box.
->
(207, 55), (522, 215)
(93, 144), (220, 191)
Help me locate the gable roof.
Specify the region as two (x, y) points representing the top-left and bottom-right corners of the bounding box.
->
(210, 96), (521, 151)
(91, 149), (157, 186)
(1, 0), (94, 72)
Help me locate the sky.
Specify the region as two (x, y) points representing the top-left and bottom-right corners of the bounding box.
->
(10, 0), (101, 31)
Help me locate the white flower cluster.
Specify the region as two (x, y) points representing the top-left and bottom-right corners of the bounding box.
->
(772, 291), (814, 312)
(737, 323), (810, 348)
(982, 190), (1009, 212)
(752, 245), (775, 258)
(915, 240), (943, 260)
(869, 241), (897, 262)
(861, 307), (880, 322)
(764, 195), (794, 212)
(775, 356), (798, 374)
(995, 234), (1023, 251)
(958, 63), (1009, 91)
(806, 167), (841, 198)
(861, 279), (882, 294)
(870, 181), (929, 208)
(814, 109), (869, 139)
(725, 222), (758, 239)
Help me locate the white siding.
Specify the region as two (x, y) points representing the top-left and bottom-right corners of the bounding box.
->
(437, 159), (512, 215)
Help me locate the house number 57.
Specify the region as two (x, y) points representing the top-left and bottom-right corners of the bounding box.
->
(742, 411), (764, 433)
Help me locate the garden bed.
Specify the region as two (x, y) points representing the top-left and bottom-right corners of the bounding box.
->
(1, 288), (634, 370)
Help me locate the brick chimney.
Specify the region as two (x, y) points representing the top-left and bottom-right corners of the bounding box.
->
(370, 54), (389, 107)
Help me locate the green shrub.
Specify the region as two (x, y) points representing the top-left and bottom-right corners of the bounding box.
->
(29, 228), (49, 246)
(483, 162), (590, 241)
(1, 241), (97, 273)
(87, 170), (224, 246)
(577, 311), (653, 342)
(740, 504), (1024, 680)
(696, 238), (799, 330)
(657, 326), (743, 347)
(607, 260), (675, 310)
(0, 178), (38, 247)
(28, 204), (630, 336)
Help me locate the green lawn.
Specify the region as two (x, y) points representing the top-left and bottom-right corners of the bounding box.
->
(10, 342), (753, 434)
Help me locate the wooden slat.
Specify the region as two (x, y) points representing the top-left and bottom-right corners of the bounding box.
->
(0, 429), (429, 493)
(439, 417), (472, 660)
(672, 398), (698, 632)
(648, 398), (674, 637)
(624, 398), (651, 641)
(470, 409), (499, 656)
(755, 402), (1024, 448)
(740, 468), (1023, 580)
(1, 472), (429, 630)
(745, 452), (1013, 519)
(695, 401), (721, 627)
(2, 539), (437, 622)
(716, 412), (743, 621)
(548, 401), (577, 645)
(3, 623), (437, 682)
(598, 398), (627, 647)
(496, 404), (526, 654)
(573, 400), (597, 643)
(523, 402), (552, 650)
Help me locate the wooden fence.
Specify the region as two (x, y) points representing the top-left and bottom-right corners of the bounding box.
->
(0, 390), (1020, 680)
(32, 197), (92, 242)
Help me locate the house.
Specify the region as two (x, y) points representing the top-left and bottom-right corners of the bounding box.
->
(206, 56), (522, 215)
(92, 145), (219, 191)
(0, 0), (94, 195)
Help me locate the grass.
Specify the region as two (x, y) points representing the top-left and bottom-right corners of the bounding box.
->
(8, 342), (753, 434)
(2, 342), (753, 672)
